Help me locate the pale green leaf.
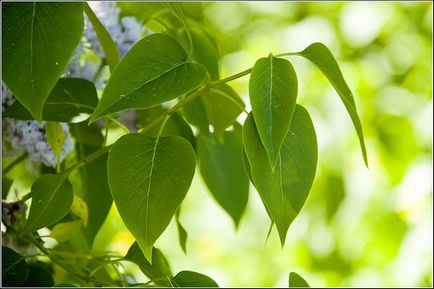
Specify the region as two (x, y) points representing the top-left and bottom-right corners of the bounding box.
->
(243, 105), (317, 245)
(172, 271), (219, 287)
(295, 43), (368, 167)
(108, 133), (196, 261)
(249, 54), (298, 169)
(22, 174), (73, 235)
(2, 3), (84, 121)
(71, 194), (88, 228)
(49, 220), (82, 243)
(45, 122), (66, 171)
(289, 272), (310, 287)
(90, 33), (207, 122)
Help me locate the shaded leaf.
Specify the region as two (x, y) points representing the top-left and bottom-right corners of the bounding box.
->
(22, 265), (54, 287)
(295, 43), (368, 167)
(172, 271), (219, 287)
(2, 3), (84, 121)
(243, 105), (317, 245)
(289, 272), (310, 287)
(2, 247), (29, 287)
(3, 78), (98, 122)
(249, 54), (298, 169)
(197, 127), (249, 226)
(175, 209), (188, 254)
(22, 174), (73, 235)
(108, 133), (196, 260)
(125, 242), (172, 286)
(90, 33), (207, 122)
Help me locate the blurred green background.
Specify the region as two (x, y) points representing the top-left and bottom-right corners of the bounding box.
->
(5, 2), (433, 287)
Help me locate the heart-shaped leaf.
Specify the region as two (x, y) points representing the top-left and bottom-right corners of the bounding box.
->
(90, 33), (207, 122)
(108, 133), (196, 261)
(243, 105), (317, 245)
(2, 3), (84, 121)
(249, 54), (298, 170)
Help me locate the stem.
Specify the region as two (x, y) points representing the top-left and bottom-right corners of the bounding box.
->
(20, 192), (32, 202)
(3, 152), (28, 174)
(107, 116), (130, 133)
(63, 145), (112, 175)
(208, 68), (252, 89)
(274, 52), (299, 58)
(92, 58), (106, 83)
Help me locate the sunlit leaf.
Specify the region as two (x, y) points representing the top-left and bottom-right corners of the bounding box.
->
(2, 3), (84, 121)
(45, 121), (66, 171)
(49, 220), (82, 243)
(289, 272), (310, 287)
(90, 33), (207, 122)
(2, 247), (29, 287)
(243, 105), (317, 245)
(172, 271), (219, 287)
(175, 209), (188, 254)
(108, 133), (196, 260)
(249, 54), (298, 169)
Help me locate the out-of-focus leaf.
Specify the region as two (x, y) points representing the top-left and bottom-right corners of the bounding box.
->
(2, 247), (29, 287)
(22, 265), (54, 287)
(175, 209), (188, 254)
(2, 3), (84, 121)
(289, 272), (310, 287)
(172, 271), (219, 287)
(49, 220), (82, 243)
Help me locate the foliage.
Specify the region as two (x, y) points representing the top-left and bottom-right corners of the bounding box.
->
(2, 1), (432, 287)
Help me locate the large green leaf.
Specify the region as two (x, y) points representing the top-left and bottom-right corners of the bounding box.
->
(90, 33), (207, 122)
(125, 242), (172, 286)
(197, 127), (249, 227)
(22, 265), (54, 287)
(295, 43), (368, 167)
(249, 54), (298, 170)
(3, 78), (98, 122)
(289, 272), (310, 287)
(172, 271), (219, 287)
(2, 3), (84, 121)
(108, 133), (196, 261)
(22, 174), (73, 235)
(2, 247), (29, 287)
(243, 105), (317, 245)
(84, 3), (119, 71)
(70, 121), (112, 247)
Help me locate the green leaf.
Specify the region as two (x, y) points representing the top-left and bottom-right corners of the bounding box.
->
(295, 43), (368, 167)
(242, 148), (254, 185)
(175, 209), (188, 254)
(52, 283), (79, 287)
(182, 97), (209, 132)
(289, 272), (310, 287)
(117, 2), (164, 23)
(249, 54), (298, 170)
(197, 127), (249, 227)
(49, 220), (82, 243)
(125, 242), (172, 286)
(243, 105), (317, 245)
(83, 3), (119, 71)
(162, 3), (193, 53)
(22, 265), (54, 287)
(2, 247), (29, 287)
(108, 133), (196, 261)
(45, 122), (66, 171)
(2, 3), (84, 121)
(172, 271), (219, 287)
(190, 24), (220, 80)
(22, 174), (73, 235)
(90, 33), (207, 122)
(70, 121), (112, 247)
(3, 78), (98, 122)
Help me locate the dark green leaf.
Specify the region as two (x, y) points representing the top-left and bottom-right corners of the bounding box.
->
(172, 271), (219, 287)
(70, 121), (112, 247)
(289, 272), (310, 287)
(90, 34), (207, 122)
(52, 283), (79, 287)
(249, 54), (298, 169)
(108, 133), (196, 260)
(295, 43), (368, 167)
(190, 24), (220, 80)
(22, 265), (54, 287)
(2, 3), (84, 121)
(182, 97), (209, 132)
(84, 3), (119, 71)
(2, 247), (29, 287)
(197, 127), (249, 227)
(175, 209), (188, 254)
(22, 174), (73, 235)
(243, 105), (317, 245)
(125, 242), (172, 286)
(4, 78), (98, 122)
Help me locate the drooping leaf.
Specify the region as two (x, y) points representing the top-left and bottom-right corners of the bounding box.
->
(197, 127), (249, 227)
(84, 3), (119, 71)
(90, 33), (207, 122)
(172, 271), (219, 287)
(182, 97), (209, 132)
(22, 174), (73, 235)
(22, 265), (54, 287)
(3, 78), (98, 122)
(249, 54), (298, 170)
(295, 43), (368, 167)
(2, 247), (29, 287)
(49, 220), (82, 243)
(108, 133), (196, 260)
(175, 209), (188, 254)
(289, 272), (310, 287)
(70, 121), (112, 247)
(2, 3), (84, 121)
(45, 121), (66, 171)
(243, 105), (317, 245)
(125, 242), (172, 286)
